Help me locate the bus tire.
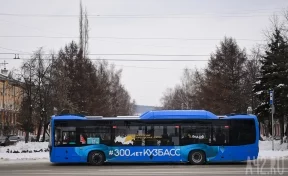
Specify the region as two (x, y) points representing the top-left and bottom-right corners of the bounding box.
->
(188, 150), (206, 165)
(88, 151), (105, 166)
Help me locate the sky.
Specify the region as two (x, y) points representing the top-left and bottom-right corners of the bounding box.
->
(0, 0), (288, 107)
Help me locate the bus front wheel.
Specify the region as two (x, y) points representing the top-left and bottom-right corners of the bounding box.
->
(188, 150), (206, 165)
(88, 151), (105, 166)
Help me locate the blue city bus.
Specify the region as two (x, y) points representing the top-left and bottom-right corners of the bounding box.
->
(48, 110), (259, 165)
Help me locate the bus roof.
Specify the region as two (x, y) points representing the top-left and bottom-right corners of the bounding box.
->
(140, 110), (218, 119)
(224, 114), (258, 120)
(50, 110), (257, 121)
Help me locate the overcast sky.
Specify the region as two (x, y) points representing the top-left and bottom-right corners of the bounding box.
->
(1, 0), (288, 106)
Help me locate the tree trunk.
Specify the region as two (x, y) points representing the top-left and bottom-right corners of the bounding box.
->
(284, 122), (288, 142)
(269, 120), (272, 137)
(280, 117), (284, 144)
(36, 121), (43, 142)
(25, 131), (29, 143)
(42, 119), (48, 142)
(285, 122), (288, 143)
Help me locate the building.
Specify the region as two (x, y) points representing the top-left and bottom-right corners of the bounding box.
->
(0, 74), (23, 136)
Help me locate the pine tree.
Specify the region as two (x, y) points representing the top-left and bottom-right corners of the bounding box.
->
(253, 28), (288, 141)
(199, 37), (248, 114)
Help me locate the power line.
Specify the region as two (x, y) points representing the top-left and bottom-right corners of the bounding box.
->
(0, 57), (257, 62)
(0, 13), (275, 18)
(0, 52), (258, 57)
(0, 53), (210, 57)
(0, 46), (31, 54)
(0, 57), (208, 61)
(0, 35), (264, 42)
(0, 8), (281, 18)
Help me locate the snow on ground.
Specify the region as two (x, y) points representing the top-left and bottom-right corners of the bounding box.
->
(0, 153), (49, 161)
(259, 140), (288, 151)
(0, 141), (49, 153)
(0, 140), (288, 162)
(0, 142), (49, 161)
(258, 140), (288, 159)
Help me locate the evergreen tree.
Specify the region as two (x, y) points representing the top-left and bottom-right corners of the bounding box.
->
(199, 37), (248, 114)
(253, 28), (288, 141)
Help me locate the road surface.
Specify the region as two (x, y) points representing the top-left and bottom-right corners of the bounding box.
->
(0, 159), (287, 176)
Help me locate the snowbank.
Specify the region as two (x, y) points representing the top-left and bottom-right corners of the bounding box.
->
(259, 140), (288, 151)
(258, 140), (288, 159)
(258, 151), (288, 159)
(0, 142), (49, 161)
(0, 153), (49, 161)
(0, 141), (49, 153)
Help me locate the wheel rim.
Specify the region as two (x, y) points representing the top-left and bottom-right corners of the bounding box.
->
(92, 153), (103, 164)
(192, 152), (202, 163)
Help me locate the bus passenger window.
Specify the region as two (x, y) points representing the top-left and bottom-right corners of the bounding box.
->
(213, 125), (229, 145)
(180, 123), (211, 146)
(215, 129), (225, 143)
(80, 126), (111, 145)
(54, 125), (76, 146)
(55, 129), (62, 146)
(62, 131), (76, 144)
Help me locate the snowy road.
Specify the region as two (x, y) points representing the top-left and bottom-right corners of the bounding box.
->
(0, 160), (288, 176)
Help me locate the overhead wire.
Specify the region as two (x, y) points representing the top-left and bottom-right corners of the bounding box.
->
(0, 35), (264, 42)
(0, 46), (31, 54)
(0, 7), (282, 18)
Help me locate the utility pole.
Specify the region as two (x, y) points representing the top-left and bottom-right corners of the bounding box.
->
(270, 90), (275, 151)
(0, 60), (8, 75)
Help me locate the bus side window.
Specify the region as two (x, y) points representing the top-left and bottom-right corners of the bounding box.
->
(230, 119), (256, 145)
(180, 123), (211, 145)
(62, 131), (76, 145)
(55, 129), (62, 146)
(213, 125), (229, 145)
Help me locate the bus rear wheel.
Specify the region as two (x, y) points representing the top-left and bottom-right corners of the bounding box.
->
(188, 150), (206, 165)
(88, 151), (105, 166)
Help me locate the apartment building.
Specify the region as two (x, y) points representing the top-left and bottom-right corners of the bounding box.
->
(0, 74), (23, 136)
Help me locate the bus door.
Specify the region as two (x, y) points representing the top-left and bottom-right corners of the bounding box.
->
(53, 128), (81, 162)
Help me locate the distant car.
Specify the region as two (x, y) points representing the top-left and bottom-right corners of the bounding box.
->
(0, 136), (7, 146)
(0, 135), (22, 146)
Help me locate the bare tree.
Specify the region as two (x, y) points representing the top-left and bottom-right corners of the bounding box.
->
(17, 58), (36, 143)
(108, 65), (135, 116)
(16, 48), (53, 142)
(79, 0), (89, 58)
(160, 68), (204, 110)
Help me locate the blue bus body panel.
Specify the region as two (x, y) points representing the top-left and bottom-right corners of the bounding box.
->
(140, 110), (218, 120)
(50, 144), (258, 163)
(51, 115), (85, 120)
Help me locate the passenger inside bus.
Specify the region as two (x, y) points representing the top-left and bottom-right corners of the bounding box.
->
(215, 129), (226, 144)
